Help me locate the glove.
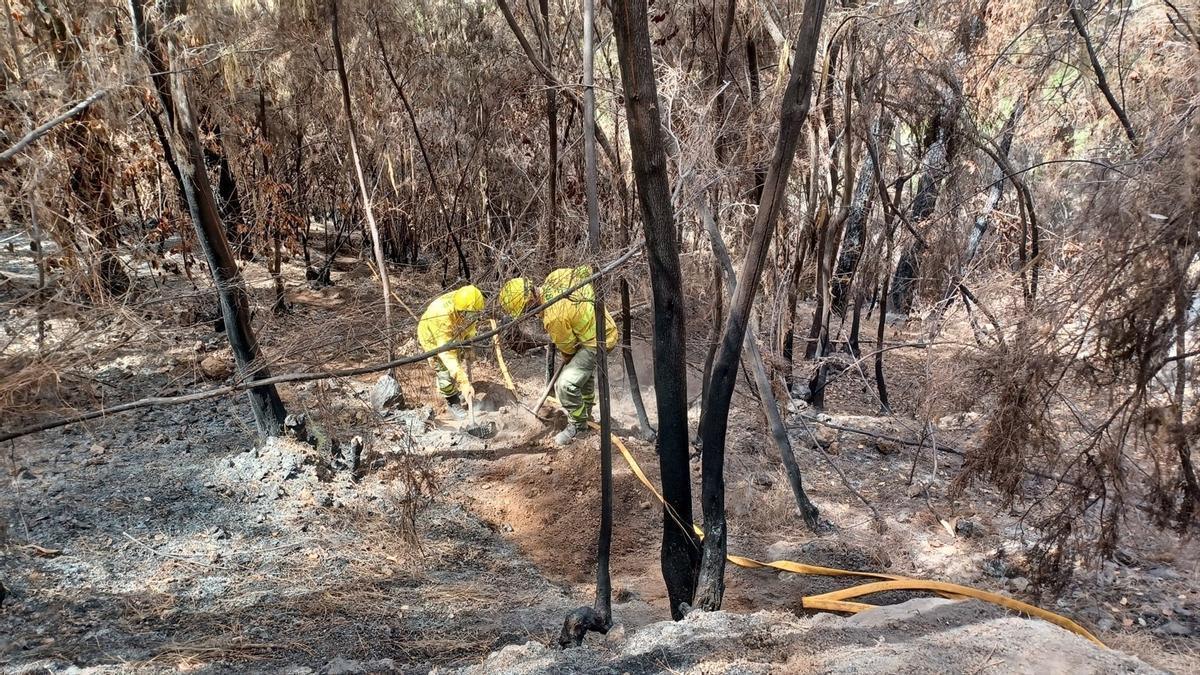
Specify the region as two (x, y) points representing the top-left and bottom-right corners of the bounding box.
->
(459, 379), (476, 403)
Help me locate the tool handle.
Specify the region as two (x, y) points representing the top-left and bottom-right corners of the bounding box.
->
(533, 359), (567, 412)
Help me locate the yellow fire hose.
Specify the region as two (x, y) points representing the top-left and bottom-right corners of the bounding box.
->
(488, 319), (517, 392)
(493, 347), (1106, 647)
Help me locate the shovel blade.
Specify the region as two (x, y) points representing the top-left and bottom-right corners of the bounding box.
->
(463, 421), (498, 439)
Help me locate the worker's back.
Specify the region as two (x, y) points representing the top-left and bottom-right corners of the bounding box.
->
(418, 287), (478, 351)
(543, 266), (594, 304)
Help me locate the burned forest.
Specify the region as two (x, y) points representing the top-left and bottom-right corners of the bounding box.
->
(1, 0), (1198, 672)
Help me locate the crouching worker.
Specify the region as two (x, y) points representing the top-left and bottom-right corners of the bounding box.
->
(500, 268), (617, 445)
(418, 285), (485, 420)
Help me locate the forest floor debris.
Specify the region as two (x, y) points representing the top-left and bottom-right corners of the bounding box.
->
(2, 262), (1197, 673)
(443, 600), (1161, 675)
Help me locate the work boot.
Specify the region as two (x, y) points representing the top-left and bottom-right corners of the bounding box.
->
(555, 423), (590, 446)
(446, 395), (468, 421)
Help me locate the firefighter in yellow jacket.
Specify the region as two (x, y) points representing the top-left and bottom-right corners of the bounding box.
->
(418, 285), (485, 420)
(500, 267), (617, 445)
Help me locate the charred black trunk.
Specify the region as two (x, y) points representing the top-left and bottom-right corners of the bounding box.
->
(888, 108), (954, 314)
(695, 0), (827, 611)
(830, 115), (889, 316)
(612, 0), (700, 619)
(130, 0), (287, 437)
(202, 125), (252, 260)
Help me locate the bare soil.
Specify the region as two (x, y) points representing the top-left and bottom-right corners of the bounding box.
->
(1, 251), (1196, 673)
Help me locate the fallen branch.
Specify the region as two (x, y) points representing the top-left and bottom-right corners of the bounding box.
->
(0, 89), (108, 163)
(17, 543), (62, 558)
(790, 413), (883, 529)
(794, 417), (1082, 488)
(121, 531), (221, 569)
(0, 242), (643, 443)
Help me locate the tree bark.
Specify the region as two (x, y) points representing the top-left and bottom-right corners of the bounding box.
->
(129, 0), (287, 438)
(257, 90), (289, 314)
(780, 241), (804, 389)
(701, 204), (823, 530)
(744, 35), (766, 217)
(926, 104), (1021, 333)
(610, 87), (656, 442)
(331, 0), (399, 375)
(1067, 1), (1137, 146)
(700, 0), (738, 430)
(206, 126), (251, 259)
(560, 0), (613, 643)
(887, 109), (952, 314)
(694, 0), (827, 611)
(831, 112), (891, 316)
(611, 0), (700, 620)
(583, 0), (612, 628)
(1173, 254), (1199, 526)
(539, 0), (559, 261)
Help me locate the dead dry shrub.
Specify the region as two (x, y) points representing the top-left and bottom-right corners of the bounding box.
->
(952, 333), (1062, 501)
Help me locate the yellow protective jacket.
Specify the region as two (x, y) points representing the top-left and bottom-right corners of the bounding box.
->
(542, 267), (618, 356)
(543, 265), (594, 303)
(417, 287), (479, 385)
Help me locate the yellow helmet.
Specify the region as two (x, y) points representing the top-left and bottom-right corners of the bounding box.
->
(452, 285), (485, 314)
(499, 278), (533, 318)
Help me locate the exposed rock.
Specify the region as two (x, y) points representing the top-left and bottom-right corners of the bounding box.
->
(813, 424), (839, 449)
(388, 406), (434, 436)
(936, 411), (982, 430)
(954, 518), (985, 538)
(370, 374), (405, 412)
(199, 353), (234, 381)
(982, 551), (1017, 578)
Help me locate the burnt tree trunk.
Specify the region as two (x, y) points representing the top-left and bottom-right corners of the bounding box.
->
(332, 0), (399, 376)
(700, 254), (723, 439)
(1173, 251), (1199, 527)
(701, 0), (738, 437)
(831, 112), (891, 316)
(129, 0), (286, 437)
(888, 106), (950, 312)
(257, 89), (289, 314)
(560, 3), (614, 644)
(780, 242), (804, 390)
(745, 35), (766, 209)
(211, 128), (252, 259)
(847, 295), (862, 357)
(603, 48), (656, 442)
(927, 103), (1021, 332)
(803, 205), (832, 361)
(539, 0), (559, 261)
(701, 203), (823, 531)
(613, 124), (657, 441)
(695, 0), (827, 611)
(612, 0), (700, 620)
